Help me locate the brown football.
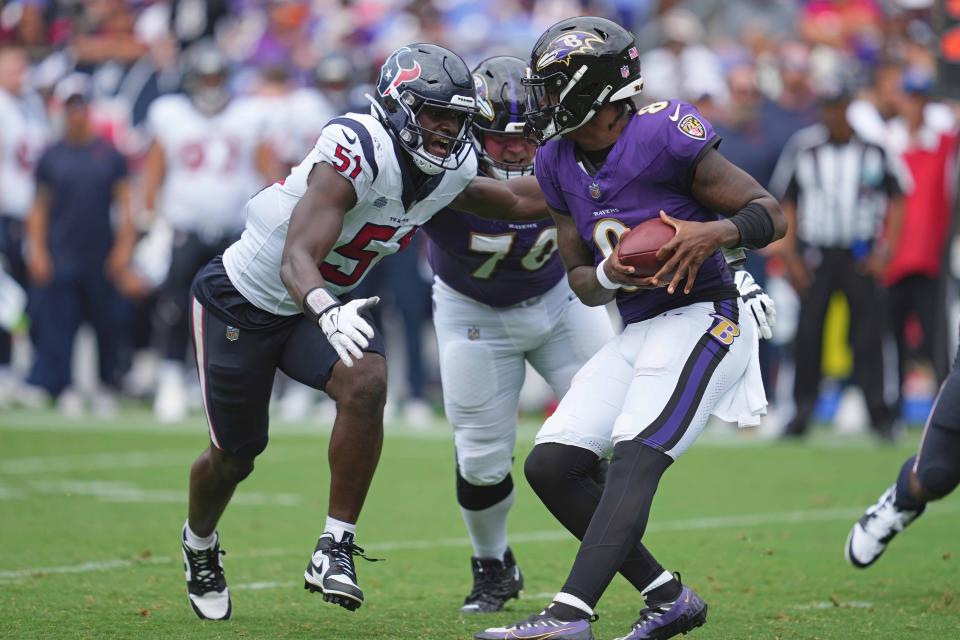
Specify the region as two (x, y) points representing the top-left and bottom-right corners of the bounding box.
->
(615, 218), (676, 277)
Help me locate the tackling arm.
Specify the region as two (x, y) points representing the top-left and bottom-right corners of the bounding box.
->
(451, 175), (549, 221)
(279, 162), (355, 304)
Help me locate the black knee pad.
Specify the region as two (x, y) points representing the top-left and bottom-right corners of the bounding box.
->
(456, 470), (513, 511)
(524, 443), (601, 493)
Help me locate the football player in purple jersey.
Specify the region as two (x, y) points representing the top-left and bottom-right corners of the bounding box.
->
(476, 17), (786, 640)
(422, 56), (615, 613)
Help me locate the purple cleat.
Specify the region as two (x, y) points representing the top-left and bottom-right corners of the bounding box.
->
(614, 585), (707, 640)
(474, 608), (595, 640)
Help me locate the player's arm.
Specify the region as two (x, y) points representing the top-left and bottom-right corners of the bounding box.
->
(554, 207), (657, 306)
(106, 179), (136, 279)
(280, 162), (354, 305)
(654, 148), (787, 294)
(450, 175), (549, 221)
(279, 163), (378, 367)
(255, 140), (283, 184)
(141, 141), (165, 221)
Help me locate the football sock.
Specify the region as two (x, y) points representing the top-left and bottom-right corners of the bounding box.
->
(460, 491), (514, 560)
(894, 456), (925, 511)
(559, 440), (672, 608)
(525, 443), (666, 593)
(550, 593), (593, 620)
(325, 516), (356, 542)
(183, 520), (216, 550)
(456, 471), (514, 560)
(642, 570), (682, 605)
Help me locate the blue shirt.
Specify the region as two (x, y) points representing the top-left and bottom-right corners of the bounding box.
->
(35, 137), (127, 273)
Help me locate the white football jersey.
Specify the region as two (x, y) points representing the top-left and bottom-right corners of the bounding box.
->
(223, 112), (478, 316)
(259, 88), (336, 167)
(0, 89), (48, 218)
(147, 94), (268, 237)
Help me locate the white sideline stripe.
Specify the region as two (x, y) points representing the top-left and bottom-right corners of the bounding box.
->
(2, 503), (959, 585)
(234, 581), (298, 591)
(0, 548), (290, 583)
(791, 601), (874, 610)
(22, 480), (302, 507)
(0, 450), (197, 475)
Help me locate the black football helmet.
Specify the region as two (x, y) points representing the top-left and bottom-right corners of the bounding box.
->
(181, 38), (231, 115)
(369, 43), (478, 175)
(523, 17), (643, 145)
(471, 56), (535, 180)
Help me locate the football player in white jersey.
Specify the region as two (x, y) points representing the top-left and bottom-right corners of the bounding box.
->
(422, 56), (616, 613)
(142, 39), (279, 422)
(179, 43), (550, 621)
(0, 44), (47, 400)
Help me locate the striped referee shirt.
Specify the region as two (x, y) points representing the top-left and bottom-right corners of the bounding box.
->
(770, 124), (905, 249)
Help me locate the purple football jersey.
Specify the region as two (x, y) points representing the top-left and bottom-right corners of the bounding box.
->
(424, 208), (564, 307)
(535, 101), (737, 325)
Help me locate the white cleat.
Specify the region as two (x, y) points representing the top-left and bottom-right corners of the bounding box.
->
(845, 485), (924, 569)
(182, 528), (231, 620)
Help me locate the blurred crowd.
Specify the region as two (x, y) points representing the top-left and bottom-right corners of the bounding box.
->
(0, 0), (956, 437)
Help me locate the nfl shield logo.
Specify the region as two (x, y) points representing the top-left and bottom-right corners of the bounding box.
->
(467, 326), (480, 341)
(225, 326), (239, 342)
(620, 65), (630, 78)
(589, 182), (601, 199)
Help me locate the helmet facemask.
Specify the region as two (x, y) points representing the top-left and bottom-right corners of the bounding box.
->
(522, 65), (614, 146)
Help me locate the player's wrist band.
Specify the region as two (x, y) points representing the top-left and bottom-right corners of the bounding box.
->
(303, 287), (341, 324)
(729, 202), (775, 250)
(596, 258), (621, 290)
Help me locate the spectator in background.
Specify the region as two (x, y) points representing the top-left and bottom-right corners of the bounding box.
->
(885, 67), (958, 392)
(143, 40), (276, 422)
(773, 42), (818, 133)
(0, 43), (47, 404)
(24, 74), (134, 416)
(714, 0), (798, 44)
(639, 8), (726, 103)
(771, 76), (905, 440)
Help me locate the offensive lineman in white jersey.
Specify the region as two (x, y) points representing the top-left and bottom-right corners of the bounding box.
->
(180, 43), (550, 621)
(0, 44), (47, 401)
(142, 39), (278, 422)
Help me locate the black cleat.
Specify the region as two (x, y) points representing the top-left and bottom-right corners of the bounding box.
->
(304, 532), (379, 611)
(181, 527), (231, 620)
(461, 547), (524, 613)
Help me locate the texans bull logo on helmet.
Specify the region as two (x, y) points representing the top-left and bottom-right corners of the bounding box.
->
(378, 46), (423, 97)
(535, 31), (604, 70)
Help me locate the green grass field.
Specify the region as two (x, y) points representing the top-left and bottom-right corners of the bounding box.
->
(1, 409), (958, 639)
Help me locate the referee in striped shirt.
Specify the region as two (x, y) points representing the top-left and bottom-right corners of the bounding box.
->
(771, 77), (905, 439)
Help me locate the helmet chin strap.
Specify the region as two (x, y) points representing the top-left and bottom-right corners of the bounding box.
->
(411, 148), (446, 175)
(555, 84), (613, 138)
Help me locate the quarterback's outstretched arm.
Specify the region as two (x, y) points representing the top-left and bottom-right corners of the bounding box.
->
(280, 163), (355, 305)
(452, 175), (549, 221)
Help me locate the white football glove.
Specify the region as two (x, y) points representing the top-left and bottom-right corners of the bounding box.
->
(319, 296), (380, 368)
(735, 270), (776, 341)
